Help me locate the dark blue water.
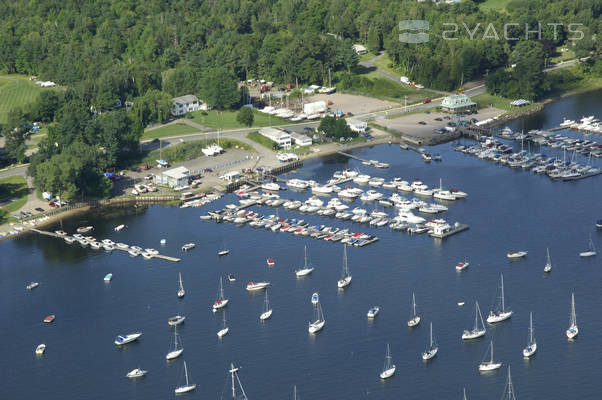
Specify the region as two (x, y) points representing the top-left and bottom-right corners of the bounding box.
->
(1, 91), (601, 400)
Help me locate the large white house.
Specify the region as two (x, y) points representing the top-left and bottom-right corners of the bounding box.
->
(259, 127), (292, 148)
(172, 95), (207, 116)
(155, 166), (190, 189)
(346, 118), (368, 133)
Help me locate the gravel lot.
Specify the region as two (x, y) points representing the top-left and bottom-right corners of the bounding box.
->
(306, 93), (399, 115)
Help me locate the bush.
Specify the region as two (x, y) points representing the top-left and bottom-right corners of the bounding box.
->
(236, 107), (254, 127)
(318, 116), (358, 140)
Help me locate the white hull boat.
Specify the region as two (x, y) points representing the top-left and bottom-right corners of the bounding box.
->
(367, 306), (380, 319)
(380, 344), (396, 379)
(507, 250), (527, 259)
(126, 368), (147, 379)
(166, 326), (184, 360)
(421, 322), (438, 360)
(478, 341), (502, 372)
(522, 312), (537, 358)
(566, 292), (578, 339)
(35, 344), (46, 355)
(174, 361), (196, 394)
(213, 277), (229, 312)
(296, 246), (314, 277)
(115, 332), (142, 346)
(260, 290), (273, 320)
(462, 301), (486, 340)
(487, 274), (513, 324)
(407, 292), (421, 327)
(337, 245), (352, 289)
(308, 302), (325, 333)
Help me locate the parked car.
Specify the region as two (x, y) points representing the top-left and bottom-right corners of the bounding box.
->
(203, 168), (213, 173)
(447, 122), (457, 127)
(443, 116), (451, 120)
(423, 98), (431, 104)
(48, 202), (58, 208)
(434, 117), (443, 121)
(418, 121), (427, 125)
(144, 174), (154, 180)
(35, 207), (44, 212)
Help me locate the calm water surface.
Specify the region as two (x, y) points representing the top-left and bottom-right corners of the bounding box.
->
(1, 91), (601, 399)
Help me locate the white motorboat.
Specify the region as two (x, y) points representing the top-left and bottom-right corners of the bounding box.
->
(478, 340), (502, 371)
(168, 315), (186, 326)
(114, 332), (142, 346)
(166, 326), (184, 360)
(116, 242), (128, 250)
(287, 179), (310, 190)
(35, 344), (46, 355)
(128, 249), (140, 257)
(379, 343), (396, 379)
(311, 292), (319, 305)
(174, 361), (196, 394)
(104, 273), (112, 282)
(27, 282), (39, 290)
(177, 272), (185, 298)
(407, 292), (421, 327)
(456, 260), (469, 271)
(337, 245), (352, 289)
(217, 311), (229, 337)
(260, 290), (273, 320)
(544, 247), (552, 272)
(353, 174), (370, 185)
(76, 226), (93, 233)
(312, 185), (333, 195)
(218, 249), (230, 256)
(114, 224), (125, 232)
(507, 250), (527, 259)
(213, 277), (229, 312)
(126, 368), (147, 379)
(579, 234), (597, 257)
(566, 292), (578, 339)
(487, 274), (513, 323)
(421, 322), (438, 360)
(367, 306), (380, 319)
(462, 301), (486, 340)
(261, 182), (280, 191)
(64, 236), (76, 244)
(522, 312), (537, 358)
(181, 243), (195, 251)
(246, 281), (270, 291)
(308, 302), (325, 333)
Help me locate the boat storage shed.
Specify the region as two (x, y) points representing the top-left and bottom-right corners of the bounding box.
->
(155, 166), (190, 189)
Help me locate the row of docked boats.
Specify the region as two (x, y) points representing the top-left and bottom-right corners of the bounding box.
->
(179, 192), (221, 208)
(559, 115), (602, 136)
(58, 230), (160, 259)
(455, 139), (600, 180)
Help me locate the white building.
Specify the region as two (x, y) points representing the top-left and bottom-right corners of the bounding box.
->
(155, 166), (190, 189)
(346, 118), (368, 133)
(220, 171), (241, 182)
(290, 132), (312, 147)
(303, 101), (327, 115)
(259, 127), (292, 148)
(172, 95), (204, 116)
(352, 44), (368, 55)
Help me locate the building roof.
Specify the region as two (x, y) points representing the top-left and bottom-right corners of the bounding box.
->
(441, 94), (476, 109)
(289, 132), (312, 142)
(161, 166), (190, 179)
(172, 94), (199, 104)
(260, 127), (291, 139)
(510, 99), (530, 106)
(352, 44), (367, 53)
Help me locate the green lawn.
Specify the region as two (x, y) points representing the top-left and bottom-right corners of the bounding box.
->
(358, 51), (377, 62)
(479, 0), (512, 11)
(472, 93), (541, 114)
(544, 65), (602, 98)
(246, 131), (278, 151)
(371, 53), (403, 79)
(186, 109), (292, 130)
(550, 48), (576, 64)
(142, 123), (200, 140)
(0, 176), (28, 223)
(140, 139), (253, 165)
(0, 75), (59, 124)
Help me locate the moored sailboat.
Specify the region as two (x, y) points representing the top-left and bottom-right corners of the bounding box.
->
(213, 277), (229, 312)
(217, 310), (229, 338)
(308, 302), (325, 333)
(487, 274), (513, 323)
(566, 291), (578, 339)
(407, 292), (421, 327)
(337, 245), (352, 288)
(478, 340), (502, 371)
(295, 246), (315, 277)
(422, 322), (438, 360)
(379, 343), (396, 379)
(177, 272), (185, 298)
(462, 301), (486, 340)
(579, 234), (597, 257)
(260, 290), (273, 320)
(166, 326), (184, 360)
(544, 247), (552, 273)
(174, 361), (196, 394)
(522, 312), (537, 358)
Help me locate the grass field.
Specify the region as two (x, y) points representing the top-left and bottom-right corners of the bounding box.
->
(246, 131), (278, 151)
(186, 109), (292, 130)
(479, 0), (512, 11)
(0, 176), (28, 223)
(142, 123), (200, 140)
(0, 75), (58, 124)
(472, 93), (541, 114)
(141, 139), (253, 165)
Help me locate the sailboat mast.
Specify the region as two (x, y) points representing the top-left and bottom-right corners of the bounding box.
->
(529, 312), (533, 343)
(429, 322), (433, 347)
(571, 292), (576, 325)
(412, 293), (416, 317)
(474, 302), (479, 330)
(230, 363), (236, 399)
(490, 341), (494, 363)
(500, 275), (505, 312)
(304, 245), (307, 267)
(184, 361), (189, 385)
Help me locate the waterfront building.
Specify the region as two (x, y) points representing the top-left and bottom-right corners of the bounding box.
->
(155, 166), (190, 189)
(441, 94), (476, 112)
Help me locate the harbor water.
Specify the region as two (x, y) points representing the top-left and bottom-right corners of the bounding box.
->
(1, 90), (601, 399)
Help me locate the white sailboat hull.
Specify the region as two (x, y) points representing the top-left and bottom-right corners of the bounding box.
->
(487, 310), (513, 324)
(337, 276), (352, 288)
(380, 366), (396, 379)
(523, 342), (537, 358)
(177, 289), (185, 298)
(166, 348), (184, 360)
(579, 251), (596, 257)
(217, 327), (229, 337)
(407, 316), (421, 327)
(213, 299), (229, 312)
(566, 325), (578, 339)
(462, 329), (486, 340)
(296, 267), (314, 277)
(422, 347), (438, 360)
(260, 309), (273, 320)
(175, 384), (197, 394)
(479, 362), (502, 371)
(308, 320), (325, 333)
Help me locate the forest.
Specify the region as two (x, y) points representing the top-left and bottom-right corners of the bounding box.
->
(0, 0), (599, 199)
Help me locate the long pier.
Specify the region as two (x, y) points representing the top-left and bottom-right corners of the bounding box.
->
(31, 229), (181, 262)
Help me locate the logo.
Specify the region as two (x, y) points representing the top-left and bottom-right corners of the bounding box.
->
(399, 20), (429, 44)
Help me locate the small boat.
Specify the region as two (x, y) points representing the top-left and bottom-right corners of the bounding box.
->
(266, 258), (275, 266)
(379, 343), (396, 379)
(27, 282), (39, 290)
(308, 302), (325, 333)
(128, 249), (140, 257)
(116, 243), (128, 250)
(522, 312), (537, 358)
(566, 292), (578, 339)
(104, 273), (112, 282)
(597, 219), (602, 229)
(76, 226), (93, 233)
(507, 250), (527, 259)
(168, 315), (186, 326)
(478, 340), (502, 371)
(43, 315), (55, 323)
(126, 368), (147, 379)
(228, 274), (236, 282)
(174, 361), (196, 394)
(422, 322), (438, 361)
(114, 332), (142, 346)
(367, 306), (380, 319)
(487, 274), (513, 323)
(260, 290), (273, 321)
(218, 249), (230, 256)
(407, 292), (421, 327)
(213, 277), (229, 312)
(296, 246), (314, 277)
(64, 236), (75, 244)
(217, 311), (229, 337)
(160, 238), (166, 245)
(337, 245), (352, 289)
(114, 224), (125, 232)
(579, 234), (597, 257)
(457, 302), (465, 307)
(311, 292), (319, 305)
(181, 243), (195, 251)
(246, 281), (270, 291)
(177, 272), (185, 298)
(141, 252), (153, 260)
(462, 301), (486, 340)
(54, 230), (67, 236)
(166, 326), (184, 360)
(35, 344), (46, 355)
(544, 247), (552, 273)
(456, 260), (469, 271)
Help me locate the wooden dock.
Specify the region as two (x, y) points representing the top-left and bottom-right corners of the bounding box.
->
(429, 224), (469, 239)
(31, 229), (181, 262)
